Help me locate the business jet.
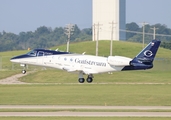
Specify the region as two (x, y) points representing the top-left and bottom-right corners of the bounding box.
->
(10, 40), (161, 83)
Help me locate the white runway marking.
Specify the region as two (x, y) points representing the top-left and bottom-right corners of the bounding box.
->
(0, 106), (171, 117)
(1, 105), (171, 110)
(0, 112), (171, 117)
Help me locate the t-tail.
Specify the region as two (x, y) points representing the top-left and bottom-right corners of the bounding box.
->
(122, 40), (161, 71)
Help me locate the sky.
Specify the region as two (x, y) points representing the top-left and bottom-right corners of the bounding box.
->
(0, 0), (171, 34)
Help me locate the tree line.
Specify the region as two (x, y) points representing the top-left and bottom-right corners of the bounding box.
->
(0, 25), (92, 52)
(126, 22), (171, 49)
(0, 23), (171, 52)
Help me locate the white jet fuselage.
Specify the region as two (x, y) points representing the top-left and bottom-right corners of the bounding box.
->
(12, 54), (132, 74)
(10, 40), (161, 83)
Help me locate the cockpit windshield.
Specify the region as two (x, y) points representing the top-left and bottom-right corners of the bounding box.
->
(27, 50), (37, 56)
(26, 49), (70, 57)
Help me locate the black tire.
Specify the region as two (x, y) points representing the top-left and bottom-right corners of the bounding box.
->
(22, 70), (26, 74)
(78, 78), (85, 83)
(86, 77), (93, 83)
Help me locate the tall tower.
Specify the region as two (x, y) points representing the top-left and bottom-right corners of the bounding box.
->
(93, 0), (126, 41)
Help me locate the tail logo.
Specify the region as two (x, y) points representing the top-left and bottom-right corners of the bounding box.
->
(144, 50), (153, 57)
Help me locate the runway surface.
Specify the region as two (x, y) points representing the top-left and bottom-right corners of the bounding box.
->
(0, 112), (171, 117)
(1, 106), (171, 117)
(1, 105), (171, 110)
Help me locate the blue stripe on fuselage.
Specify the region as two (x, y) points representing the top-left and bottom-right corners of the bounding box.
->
(11, 49), (71, 60)
(11, 54), (36, 60)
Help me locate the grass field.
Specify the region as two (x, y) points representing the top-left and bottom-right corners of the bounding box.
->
(0, 41), (171, 106)
(0, 41), (171, 118)
(0, 84), (171, 106)
(18, 70), (171, 83)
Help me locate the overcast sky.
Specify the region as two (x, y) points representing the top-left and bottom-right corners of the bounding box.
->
(0, 0), (171, 34)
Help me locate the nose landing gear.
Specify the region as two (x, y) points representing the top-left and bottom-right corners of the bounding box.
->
(20, 64), (27, 74)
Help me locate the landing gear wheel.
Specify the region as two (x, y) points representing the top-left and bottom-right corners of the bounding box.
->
(86, 77), (93, 83)
(78, 78), (85, 83)
(22, 70), (26, 74)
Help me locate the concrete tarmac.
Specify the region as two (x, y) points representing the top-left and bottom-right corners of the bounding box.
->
(0, 112), (171, 117)
(0, 106), (171, 117)
(1, 105), (171, 110)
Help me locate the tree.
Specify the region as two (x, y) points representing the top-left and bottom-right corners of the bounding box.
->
(126, 22), (140, 39)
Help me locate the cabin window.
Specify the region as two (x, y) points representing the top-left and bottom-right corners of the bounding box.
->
(44, 52), (53, 56)
(37, 51), (44, 56)
(27, 50), (37, 56)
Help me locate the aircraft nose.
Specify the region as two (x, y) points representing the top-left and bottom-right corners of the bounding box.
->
(10, 56), (20, 63)
(10, 57), (16, 62)
(10, 54), (28, 63)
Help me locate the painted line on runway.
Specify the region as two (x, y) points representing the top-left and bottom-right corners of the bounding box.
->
(1, 105), (171, 110)
(0, 112), (171, 117)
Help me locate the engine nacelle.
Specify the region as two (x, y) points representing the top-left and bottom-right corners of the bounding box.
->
(107, 56), (132, 66)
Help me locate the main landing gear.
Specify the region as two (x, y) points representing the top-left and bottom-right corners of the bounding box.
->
(78, 72), (93, 83)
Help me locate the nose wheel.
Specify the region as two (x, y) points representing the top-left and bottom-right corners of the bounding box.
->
(22, 70), (26, 74)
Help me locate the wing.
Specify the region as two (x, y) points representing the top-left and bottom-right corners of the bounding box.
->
(62, 67), (98, 74)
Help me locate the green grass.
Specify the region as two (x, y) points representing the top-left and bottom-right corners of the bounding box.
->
(0, 84), (171, 106)
(0, 41), (171, 107)
(0, 70), (21, 79)
(19, 69), (171, 83)
(0, 117), (171, 120)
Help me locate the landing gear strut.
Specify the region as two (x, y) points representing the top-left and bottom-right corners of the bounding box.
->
(20, 64), (27, 74)
(78, 72), (85, 83)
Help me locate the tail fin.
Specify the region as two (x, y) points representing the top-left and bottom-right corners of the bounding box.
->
(123, 40), (161, 71)
(131, 40), (161, 67)
(132, 40), (161, 65)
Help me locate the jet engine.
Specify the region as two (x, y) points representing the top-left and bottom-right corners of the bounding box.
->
(107, 56), (132, 66)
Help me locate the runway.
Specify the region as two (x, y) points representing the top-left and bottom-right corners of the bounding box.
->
(0, 112), (171, 117)
(0, 106), (171, 117)
(1, 105), (171, 110)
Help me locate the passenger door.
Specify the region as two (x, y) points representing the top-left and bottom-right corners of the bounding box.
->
(37, 51), (44, 65)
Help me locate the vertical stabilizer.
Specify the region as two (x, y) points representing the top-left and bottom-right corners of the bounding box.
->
(122, 40), (161, 71)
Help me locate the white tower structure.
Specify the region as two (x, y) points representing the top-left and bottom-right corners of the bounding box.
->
(93, 0), (126, 41)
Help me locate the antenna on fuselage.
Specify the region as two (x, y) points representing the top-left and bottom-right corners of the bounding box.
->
(82, 52), (86, 55)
